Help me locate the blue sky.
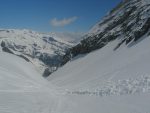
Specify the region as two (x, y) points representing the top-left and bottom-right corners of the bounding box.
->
(0, 0), (122, 32)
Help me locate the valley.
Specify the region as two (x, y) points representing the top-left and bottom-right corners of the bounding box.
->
(0, 0), (150, 113)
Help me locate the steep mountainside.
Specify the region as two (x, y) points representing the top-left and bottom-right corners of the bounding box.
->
(62, 0), (150, 65)
(46, 0), (150, 112)
(0, 29), (74, 77)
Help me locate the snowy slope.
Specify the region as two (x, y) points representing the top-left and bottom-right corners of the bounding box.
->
(48, 35), (150, 113)
(0, 51), (65, 113)
(1, 35), (150, 113)
(0, 29), (75, 76)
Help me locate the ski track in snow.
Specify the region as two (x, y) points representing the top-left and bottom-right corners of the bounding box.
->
(66, 75), (150, 97)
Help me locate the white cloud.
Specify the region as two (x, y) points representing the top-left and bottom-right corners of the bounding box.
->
(50, 16), (78, 27)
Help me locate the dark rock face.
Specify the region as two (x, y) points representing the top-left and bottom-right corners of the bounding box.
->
(43, 68), (52, 77)
(1, 41), (5, 47)
(1, 41), (14, 54)
(16, 55), (30, 62)
(1, 41), (30, 62)
(61, 0), (150, 65)
(134, 18), (150, 41)
(2, 47), (14, 54)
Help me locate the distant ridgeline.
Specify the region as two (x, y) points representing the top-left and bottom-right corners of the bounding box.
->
(0, 29), (72, 77)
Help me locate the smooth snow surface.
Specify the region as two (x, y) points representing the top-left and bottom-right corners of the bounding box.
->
(0, 52), (63, 113)
(48, 36), (150, 113)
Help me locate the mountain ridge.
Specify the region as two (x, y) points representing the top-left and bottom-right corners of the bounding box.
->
(61, 0), (150, 65)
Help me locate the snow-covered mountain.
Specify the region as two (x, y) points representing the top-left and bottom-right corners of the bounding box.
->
(47, 0), (150, 112)
(61, 0), (150, 65)
(48, 32), (84, 44)
(1, 0), (150, 112)
(0, 29), (77, 77)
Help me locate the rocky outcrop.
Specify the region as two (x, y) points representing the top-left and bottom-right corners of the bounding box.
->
(62, 0), (150, 65)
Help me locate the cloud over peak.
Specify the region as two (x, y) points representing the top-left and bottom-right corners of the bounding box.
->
(50, 16), (78, 27)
